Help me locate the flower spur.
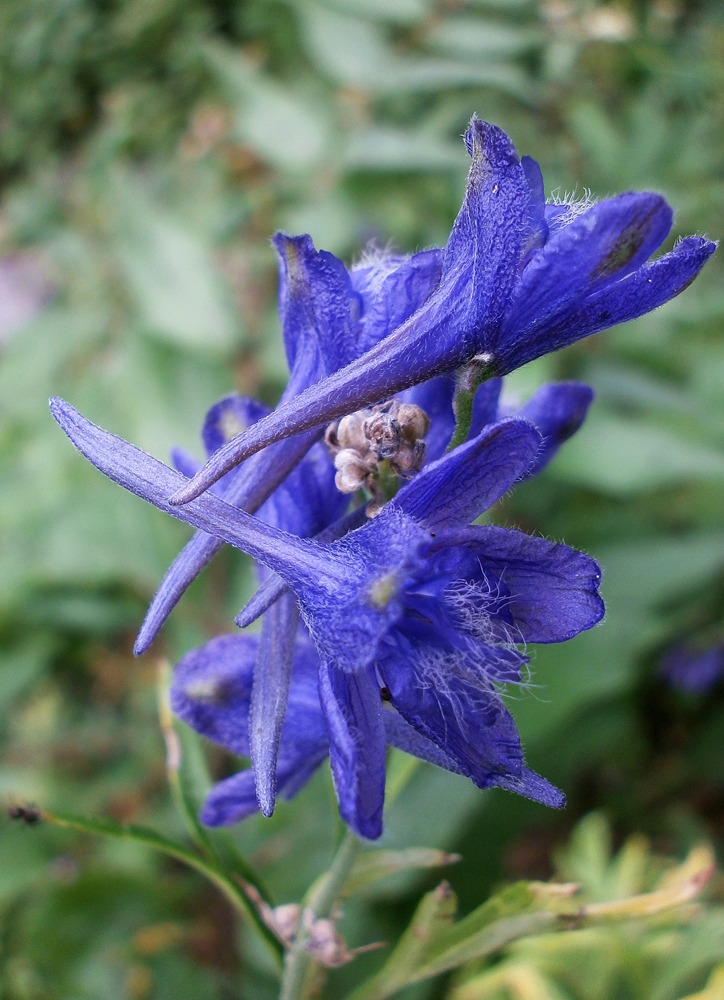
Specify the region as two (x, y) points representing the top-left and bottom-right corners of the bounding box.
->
(135, 232), (442, 654)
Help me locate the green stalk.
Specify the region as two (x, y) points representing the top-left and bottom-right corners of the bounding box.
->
(279, 830), (361, 1000)
(447, 359), (495, 452)
(41, 809), (284, 967)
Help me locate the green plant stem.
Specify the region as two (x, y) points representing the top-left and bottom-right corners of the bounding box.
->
(279, 830), (361, 1000)
(42, 809), (284, 967)
(447, 360), (495, 452)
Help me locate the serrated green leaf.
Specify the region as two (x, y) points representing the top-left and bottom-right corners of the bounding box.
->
(347, 881), (458, 1000)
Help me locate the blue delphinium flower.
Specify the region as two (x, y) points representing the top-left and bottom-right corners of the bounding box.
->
(170, 627), (485, 827)
(135, 234), (441, 654)
(51, 399), (603, 838)
(170, 116), (716, 506)
(237, 376), (594, 628)
(660, 643), (724, 694)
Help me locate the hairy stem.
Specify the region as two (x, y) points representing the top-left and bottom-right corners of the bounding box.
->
(279, 830), (361, 1000)
(447, 360), (495, 451)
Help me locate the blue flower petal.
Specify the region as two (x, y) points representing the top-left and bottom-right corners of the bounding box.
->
(379, 644), (525, 789)
(171, 633), (257, 755)
(392, 418), (541, 530)
(318, 659), (386, 840)
(438, 525), (604, 642)
(504, 192), (673, 338)
(515, 381), (594, 476)
(249, 592), (299, 817)
(498, 235), (716, 373)
(495, 767), (565, 808)
(200, 748), (328, 826)
(202, 395), (271, 458)
(352, 249), (443, 355)
(383, 707), (464, 774)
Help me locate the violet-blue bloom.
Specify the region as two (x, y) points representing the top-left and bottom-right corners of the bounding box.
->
(51, 398), (604, 838)
(171, 627), (476, 827)
(135, 234), (441, 654)
(170, 116), (716, 506)
(171, 390), (349, 818)
(235, 377), (594, 629)
(660, 644), (724, 694)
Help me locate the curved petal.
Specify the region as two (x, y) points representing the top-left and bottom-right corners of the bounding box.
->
(200, 747), (328, 827)
(497, 236), (716, 374)
(504, 192), (673, 338)
(383, 706), (464, 774)
(273, 233), (356, 374)
(170, 633), (258, 755)
(354, 249), (444, 354)
(202, 395), (271, 458)
(439, 525), (604, 642)
(392, 418), (541, 531)
(379, 646), (524, 789)
(318, 659), (386, 840)
(250, 592), (300, 817)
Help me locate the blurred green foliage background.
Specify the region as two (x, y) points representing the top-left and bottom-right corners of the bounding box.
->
(1, 0), (723, 996)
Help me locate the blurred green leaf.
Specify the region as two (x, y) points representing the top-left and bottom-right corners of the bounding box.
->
(111, 170), (242, 353)
(551, 413), (724, 494)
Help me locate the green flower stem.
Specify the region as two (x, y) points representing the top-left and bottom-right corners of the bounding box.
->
(41, 809), (284, 967)
(447, 360), (495, 452)
(279, 830), (361, 1000)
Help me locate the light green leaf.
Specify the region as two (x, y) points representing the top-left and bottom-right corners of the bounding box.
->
(426, 17), (542, 58)
(550, 413), (724, 493)
(111, 171), (241, 352)
(347, 881), (458, 1000)
(299, 1), (531, 97)
(205, 44), (332, 171)
(343, 848), (460, 897)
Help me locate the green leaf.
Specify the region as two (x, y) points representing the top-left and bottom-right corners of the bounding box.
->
(415, 883), (552, 980)
(346, 881), (458, 1000)
(111, 170), (241, 353)
(41, 809), (284, 965)
(205, 44), (332, 171)
(550, 413), (724, 494)
(343, 848), (460, 897)
(426, 17), (542, 58)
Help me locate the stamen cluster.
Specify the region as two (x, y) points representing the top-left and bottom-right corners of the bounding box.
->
(325, 400), (429, 514)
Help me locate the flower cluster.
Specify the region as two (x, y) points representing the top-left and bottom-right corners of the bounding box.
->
(51, 117), (715, 839)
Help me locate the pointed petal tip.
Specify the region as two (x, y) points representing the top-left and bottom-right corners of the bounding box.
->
(464, 116), (520, 168)
(132, 635), (149, 657)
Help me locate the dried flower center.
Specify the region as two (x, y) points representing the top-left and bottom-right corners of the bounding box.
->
(325, 400), (429, 516)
